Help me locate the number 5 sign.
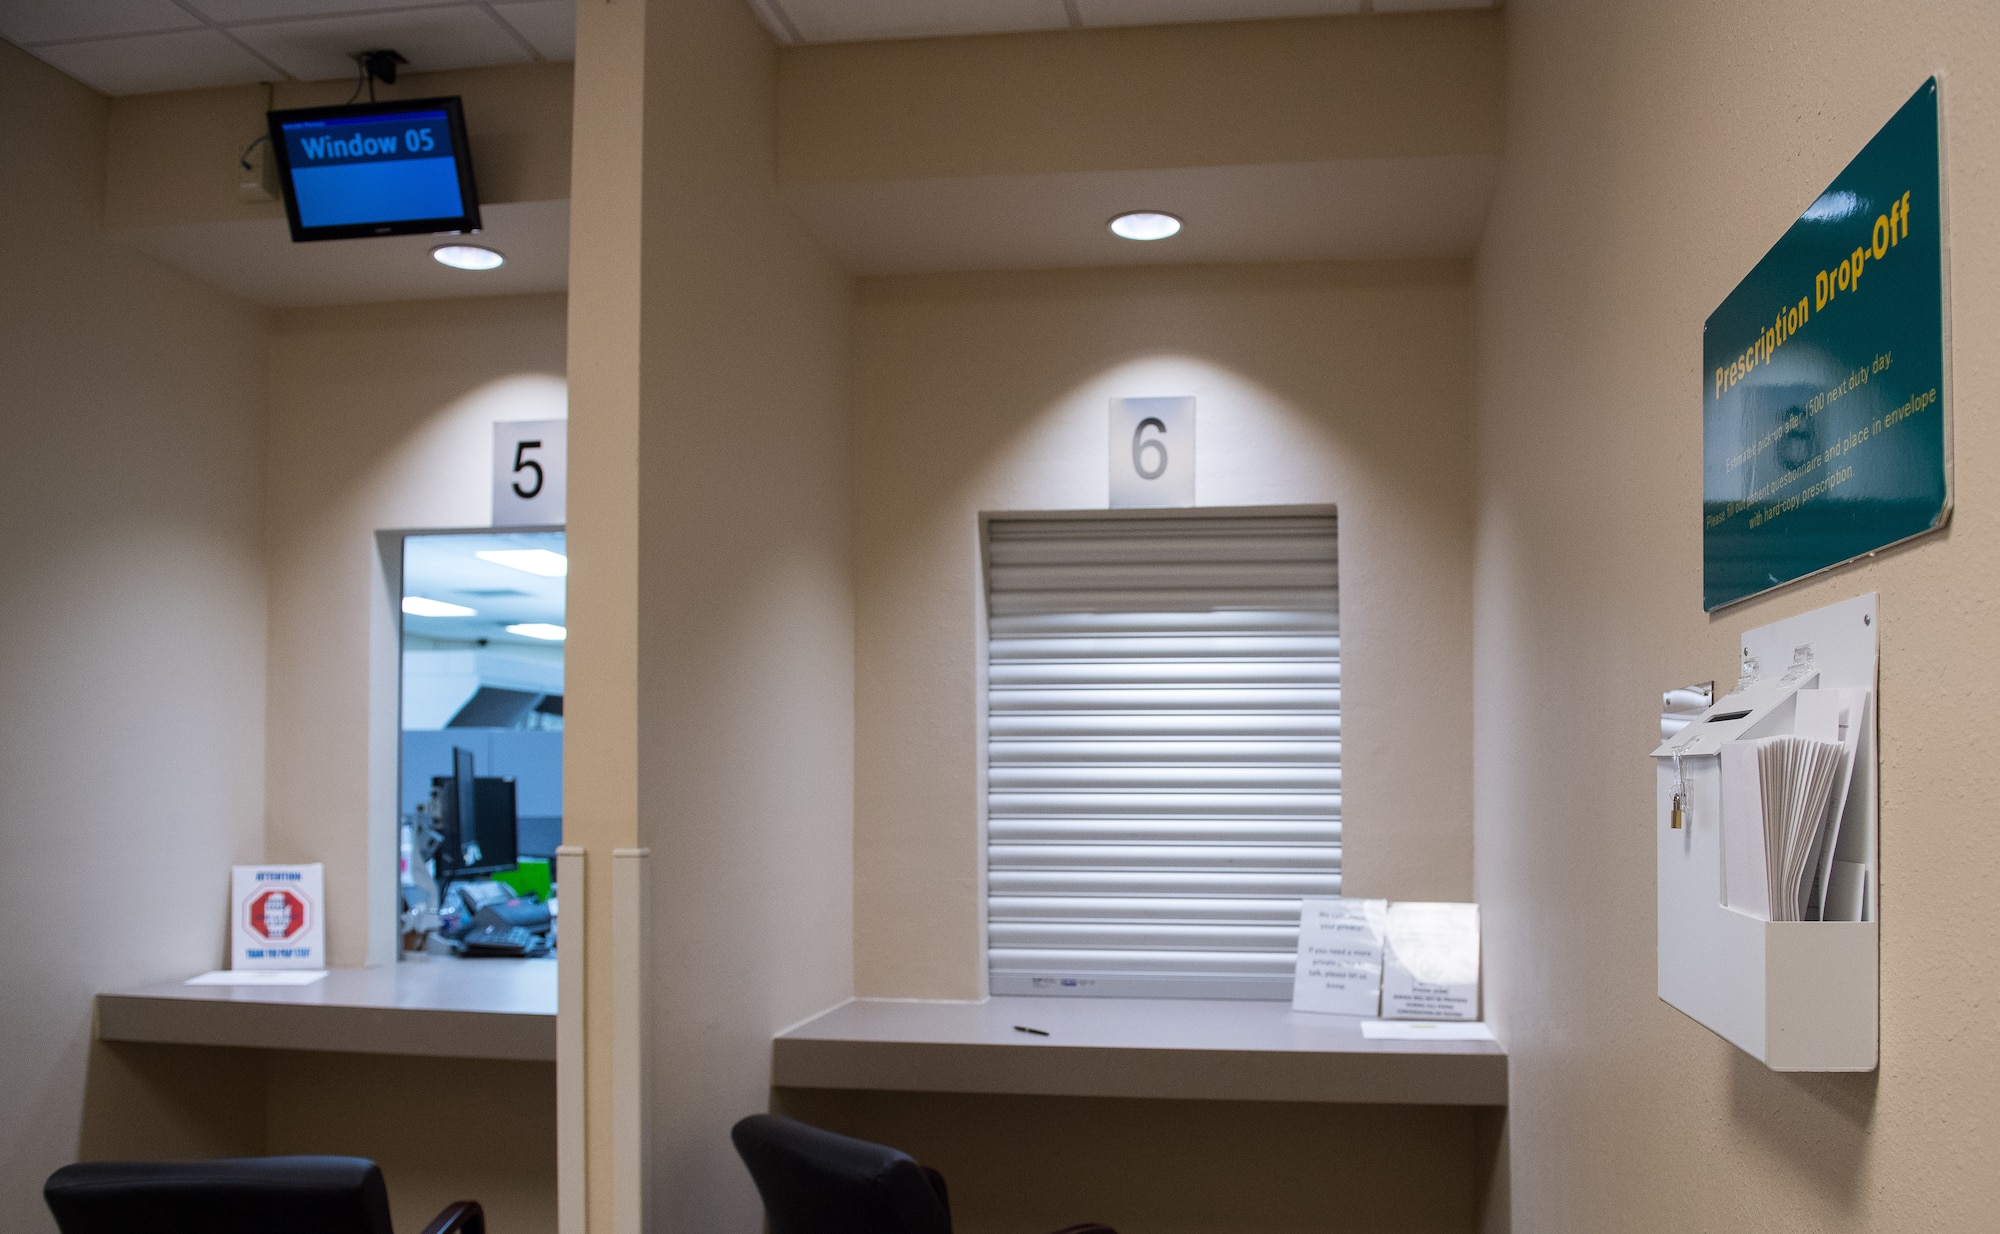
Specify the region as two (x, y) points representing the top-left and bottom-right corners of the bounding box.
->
(1109, 396), (1194, 508)
(493, 419), (567, 527)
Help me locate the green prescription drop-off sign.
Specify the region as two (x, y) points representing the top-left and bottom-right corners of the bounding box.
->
(1703, 78), (1949, 611)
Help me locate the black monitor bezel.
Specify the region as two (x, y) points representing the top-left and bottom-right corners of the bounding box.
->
(433, 764), (519, 883)
(267, 95), (482, 243)
(468, 776), (520, 874)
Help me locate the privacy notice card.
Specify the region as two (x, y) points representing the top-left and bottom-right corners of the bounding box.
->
(231, 864), (325, 970)
(1382, 902), (1480, 1021)
(1291, 898), (1388, 1016)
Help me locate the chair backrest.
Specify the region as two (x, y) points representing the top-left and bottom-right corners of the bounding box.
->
(45, 1156), (396, 1234)
(731, 1115), (952, 1234)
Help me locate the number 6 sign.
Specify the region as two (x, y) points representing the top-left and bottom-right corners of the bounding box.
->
(493, 419), (567, 527)
(1109, 396), (1194, 508)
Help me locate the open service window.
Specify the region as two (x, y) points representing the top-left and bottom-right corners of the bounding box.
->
(398, 531), (564, 956)
(984, 513), (1340, 999)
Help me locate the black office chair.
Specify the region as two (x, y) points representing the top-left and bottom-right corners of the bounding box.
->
(44, 1156), (483, 1234)
(731, 1114), (1116, 1234)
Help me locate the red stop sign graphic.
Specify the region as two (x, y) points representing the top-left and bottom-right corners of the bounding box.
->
(247, 888), (308, 941)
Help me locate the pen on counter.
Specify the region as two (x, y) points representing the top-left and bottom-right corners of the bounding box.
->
(1012, 1025), (1049, 1037)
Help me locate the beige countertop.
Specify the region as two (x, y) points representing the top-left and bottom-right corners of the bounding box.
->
(97, 956), (556, 1062)
(773, 996), (1507, 1106)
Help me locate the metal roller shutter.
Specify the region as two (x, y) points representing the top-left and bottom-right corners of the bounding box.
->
(985, 514), (1340, 999)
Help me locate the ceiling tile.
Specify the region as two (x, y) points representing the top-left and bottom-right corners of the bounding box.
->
(229, 6), (530, 80)
(0, 0), (200, 45)
(490, 0), (572, 61)
(776, 0), (1069, 44)
(182, 0), (456, 21)
(28, 27), (277, 94)
(1075, 0), (1358, 27)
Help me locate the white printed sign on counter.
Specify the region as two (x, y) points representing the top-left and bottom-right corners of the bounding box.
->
(493, 419), (567, 527)
(231, 864), (325, 970)
(1382, 901), (1480, 1021)
(1291, 897), (1388, 1016)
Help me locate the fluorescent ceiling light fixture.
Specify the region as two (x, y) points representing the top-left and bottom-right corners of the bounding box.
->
(476, 549), (568, 577)
(507, 623), (567, 641)
(431, 244), (505, 271)
(1109, 211), (1182, 241)
(402, 596), (477, 617)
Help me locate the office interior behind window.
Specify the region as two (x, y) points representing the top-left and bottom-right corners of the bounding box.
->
(398, 530), (566, 957)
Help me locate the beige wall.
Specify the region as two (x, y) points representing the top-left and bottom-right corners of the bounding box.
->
(562, 0), (856, 1228)
(1474, 1), (2000, 1228)
(853, 260), (1476, 999)
(0, 41), (270, 1233)
(772, 15), (1502, 276)
(74, 1046), (557, 1234)
(632, 0), (858, 1214)
(561, 0), (644, 1222)
(776, 12), (1500, 184)
(2, 28), (567, 1234)
(778, 1088), (1498, 1234)
(265, 1053), (556, 1234)
(266, 294), (567, 966)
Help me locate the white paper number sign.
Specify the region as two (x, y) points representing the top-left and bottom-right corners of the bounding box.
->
(493, 419), (567, 527)
(1381, 901), (1480, 1021)
(1291, 897), (1388, 1016)
(231, 864), (325, 970)
(1109, 397), (1194, 508)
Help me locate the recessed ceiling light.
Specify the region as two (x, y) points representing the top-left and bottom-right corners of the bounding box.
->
(432, 244), (505, 271)
(1109, 211), (1182, 241)
(403, 596), (477, 617)
(476, 549), (568, 577)
(507, 623), (567, 641)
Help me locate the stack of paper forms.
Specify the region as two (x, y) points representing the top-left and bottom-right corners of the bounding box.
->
(1722, 734), (1846, 922)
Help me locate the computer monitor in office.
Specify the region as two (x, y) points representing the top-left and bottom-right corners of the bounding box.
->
(433, 747), (518, 884)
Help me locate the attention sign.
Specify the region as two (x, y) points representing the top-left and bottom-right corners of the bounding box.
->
(1703, 79), (1949, 610)
(231, 864), (325, 970)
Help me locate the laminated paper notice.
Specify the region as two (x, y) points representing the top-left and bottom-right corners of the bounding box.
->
(1382, 902), (1480, 1021)
(231, 864), (325, 970)
(1291, 898), (1388, 1016)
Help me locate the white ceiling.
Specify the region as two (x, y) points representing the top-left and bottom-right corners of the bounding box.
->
(0, 0), (1487, 95)
(0, 0), (572, 96)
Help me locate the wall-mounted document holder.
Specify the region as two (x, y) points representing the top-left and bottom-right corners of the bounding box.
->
(1651, 593), (1878, 1071)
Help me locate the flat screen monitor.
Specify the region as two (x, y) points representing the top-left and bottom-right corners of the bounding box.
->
(267, 97), (481, 242)
(434, 748), (518, 883)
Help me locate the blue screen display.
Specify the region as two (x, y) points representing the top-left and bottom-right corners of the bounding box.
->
(280, 109), (465, 229)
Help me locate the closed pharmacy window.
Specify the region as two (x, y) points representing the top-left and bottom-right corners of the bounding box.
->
(984, 513), (1340, 999)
